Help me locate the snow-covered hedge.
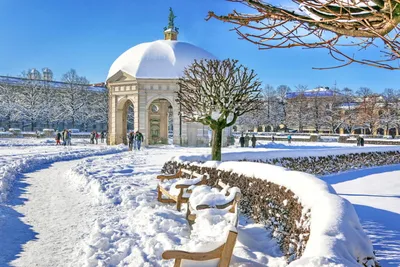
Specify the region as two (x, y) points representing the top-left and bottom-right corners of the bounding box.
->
(161, 160), (379, 266)
(247, 150), (400, 175)
(178, 147), (400, 175)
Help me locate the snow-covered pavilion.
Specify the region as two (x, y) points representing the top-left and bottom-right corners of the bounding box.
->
(106, 9), (228, 146)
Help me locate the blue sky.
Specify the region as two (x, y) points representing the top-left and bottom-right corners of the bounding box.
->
(0, 0), (398, 92)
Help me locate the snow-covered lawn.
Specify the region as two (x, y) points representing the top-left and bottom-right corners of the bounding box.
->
(0, 141), (399, 266)
(321, 166), (400, 267)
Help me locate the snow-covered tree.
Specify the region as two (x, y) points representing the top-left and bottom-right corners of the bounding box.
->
(17, 74), (46, 131)
(0, 83), (18, 129)
(177, 59), (262, 160)
(60, 69), (90, 128)
(276, 85), (291, 126)
(41, 81), (63, 129)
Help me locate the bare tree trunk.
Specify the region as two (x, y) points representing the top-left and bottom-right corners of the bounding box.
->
(211, 127), (223, 161)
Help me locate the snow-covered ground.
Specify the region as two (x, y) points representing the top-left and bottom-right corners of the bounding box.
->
(0, 141), (399, 266)
(68, 150), (286, 266)
(321, 166), (400, 266)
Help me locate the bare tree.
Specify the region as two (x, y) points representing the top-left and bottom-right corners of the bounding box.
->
(357, 93), (382, 134)
(208, 0), (400, 69)
(177, 59), (262, 160)
(276, 85), (291, 127)
(308, 87), (329, 133)
(286, 85), (309, 132)
(380, 88), (397, 134)
(340, 87), (358, 133)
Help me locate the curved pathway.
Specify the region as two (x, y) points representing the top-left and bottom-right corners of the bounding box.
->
(4, 159), (100, 267)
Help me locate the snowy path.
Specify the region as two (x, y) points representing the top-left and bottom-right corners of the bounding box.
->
(1, 159), (101, 267)
(321, 165), (400, 267)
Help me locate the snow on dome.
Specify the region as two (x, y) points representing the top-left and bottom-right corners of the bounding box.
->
(107, 40), (216, 80)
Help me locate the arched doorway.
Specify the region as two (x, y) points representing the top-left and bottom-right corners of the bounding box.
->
(147, 98), (173, 145)
(389, 128), (397, 137)
(127, 103), (134, 133)
(114, 98), (135, 145)
(377, 128), (384, 135)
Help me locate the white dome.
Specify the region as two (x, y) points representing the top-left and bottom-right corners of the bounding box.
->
(107, 40), (216, 81)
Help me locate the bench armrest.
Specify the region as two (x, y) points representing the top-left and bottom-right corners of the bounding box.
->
(162, 245), (223, 261)
(175, 184), (192, 189)
(157, 174), (180, 180)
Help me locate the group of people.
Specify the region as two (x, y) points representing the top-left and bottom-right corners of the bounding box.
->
(55, 129), (72, 146)
(239, 133), (257, 148)
(128, 130), (144, 151)
(90, 131), (106, 144)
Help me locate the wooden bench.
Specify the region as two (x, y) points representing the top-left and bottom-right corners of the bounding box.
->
(162, 229), (238, 267)
(157, 169), (208, 211)
(186, 180), (241, 226)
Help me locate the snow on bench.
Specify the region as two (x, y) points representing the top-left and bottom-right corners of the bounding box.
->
(186, 180), (241, 227)
(157, 169), (208, 211)
(162, 228), (237, 267)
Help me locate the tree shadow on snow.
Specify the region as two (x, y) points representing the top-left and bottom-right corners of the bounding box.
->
(320, 164), (400, 185)
(353, 204), (400, 267)
(0, 172), (40, 265)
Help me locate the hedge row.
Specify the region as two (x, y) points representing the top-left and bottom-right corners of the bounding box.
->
(246, 150), (400, 175)
(162, 161), (311, 262)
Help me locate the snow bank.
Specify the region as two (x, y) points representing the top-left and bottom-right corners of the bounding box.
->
(163, 160), (378, 266)
(0, 145), (126, 203)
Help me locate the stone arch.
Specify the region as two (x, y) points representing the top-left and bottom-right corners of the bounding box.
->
(376, 127), (384, 135)
(115, 97), (136, 145)
(147, 97), (175, 145)
(265, 125), (273, 132)
(389, 128), (397, 137)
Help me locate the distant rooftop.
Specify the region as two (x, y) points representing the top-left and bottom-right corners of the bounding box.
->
(287, 87), (338, 99)
(0, 75), (106, 92)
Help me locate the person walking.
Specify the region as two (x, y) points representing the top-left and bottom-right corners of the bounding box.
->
(356, 136), (361, 146)
(128, 132), (134, 151)
(101, 131), (105, 143)
(251, 134), (257, 148)
(135, 130), (144, 150)
(239, 133), (245, 147)
(62, 129), (68, 146)
(244, 134), (250, 147)
(360, 136), (365, 147)
(271, 135), (275, 143)
(67, 130), (72, 146)
(287, 134), (292, 144)
(90, 131), (95, 144)
(55, 131), (62, 145)
(95, 131), (99, 145)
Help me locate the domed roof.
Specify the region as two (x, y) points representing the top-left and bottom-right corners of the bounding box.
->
(107, 40), (216, 81)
